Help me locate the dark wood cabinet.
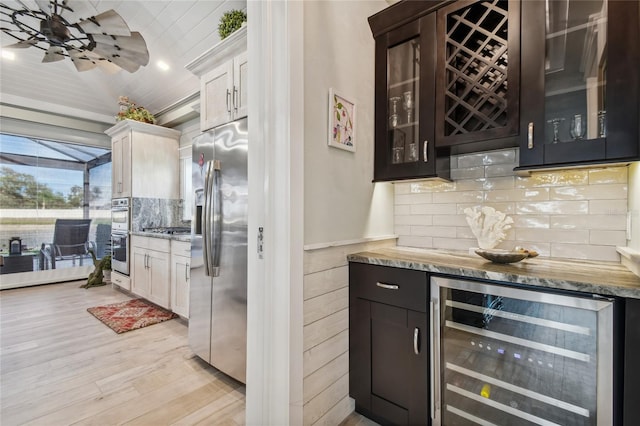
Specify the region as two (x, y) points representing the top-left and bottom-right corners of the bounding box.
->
(517, 0), (640, 171)
(435, 0), (521, 150)
(370, 3), (450, 182)
(349, 262), (429, 425)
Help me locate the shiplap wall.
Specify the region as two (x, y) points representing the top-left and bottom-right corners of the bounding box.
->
(302, 238), (396, 425)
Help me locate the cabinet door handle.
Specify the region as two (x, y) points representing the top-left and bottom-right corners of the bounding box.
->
(423, 140), (428, 162)
(376, 282), (399, 290)
(185, 263), (189, 281)
(226, 89), (232, 114)
(413, 327), (420, 355)
(528, 122), (534, 149)
(233, 86), (239, 113)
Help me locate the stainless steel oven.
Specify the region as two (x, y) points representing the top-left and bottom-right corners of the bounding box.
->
(111, 198), (130, 275)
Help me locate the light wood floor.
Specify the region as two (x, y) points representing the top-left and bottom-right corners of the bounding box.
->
(0, 281), (245, 425)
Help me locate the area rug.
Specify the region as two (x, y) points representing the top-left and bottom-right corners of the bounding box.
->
(87, 298), (178, 334)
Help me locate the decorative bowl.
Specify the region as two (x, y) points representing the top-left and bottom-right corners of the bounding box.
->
(475, 249), (529, 264)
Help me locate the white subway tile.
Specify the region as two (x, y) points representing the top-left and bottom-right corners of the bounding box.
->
(433, 214), (468, 226)
(485, 164), (517, 178)
(550, 214), (627, 230)
(457, 227), (475, 239)
(455, 179), (486, 191)
(484, 188), (549, 203)
(451, 166), (485, 180)
(411, 203), (457, 215)
(516, 200), (588, 215)
(483, 176), (516, 190)
(395, 204), (411, 215)
(432, 237), (477, 251)
(411, 181), (456, 192)
(395, 193), (433, 205)
(398, 235), (433, 248)
(589, 199), (628, 215)
(458, 202), (515, 215)
(550, 184), (627, 200)
(551, 243), (620, 262)
(513, 215), (550, 229)
(589, 230), (627, 246)
(457, 153), (487, 168)
(515, 228), (589, 244)
(411, 225), (457, 238)
(433, 190), (484, 204)
(394, 182), (412, 194)
(588, 166), (628, 184)
(395, 214), (433, 226)
(394, 225), (411, 236)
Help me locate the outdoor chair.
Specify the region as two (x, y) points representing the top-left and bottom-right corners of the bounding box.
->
(40, 219), (92, 270)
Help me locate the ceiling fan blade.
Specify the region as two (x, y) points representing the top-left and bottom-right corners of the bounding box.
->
(91, 31), (148, 55)
(4, 38), (38, 48)
(95, 58), (121, 74)
(42, 45), (65, 62)
(34, 0), (52, 16)
(92, 52), (140, 73)
(67, 49), (97, 71)
(93, 42), (149, 66)
(76, 10), (131, 37)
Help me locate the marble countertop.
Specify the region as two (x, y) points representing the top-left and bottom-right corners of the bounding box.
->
(130, 231), (191, 242)
(348, 247), (640, 299)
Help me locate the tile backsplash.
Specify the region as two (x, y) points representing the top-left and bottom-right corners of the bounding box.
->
(395, 148), (628, 262)
(131, 197), (189, 232)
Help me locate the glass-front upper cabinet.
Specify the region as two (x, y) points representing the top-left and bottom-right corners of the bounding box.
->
(518, 0), (639, 170)
(373, 13), (450, 182)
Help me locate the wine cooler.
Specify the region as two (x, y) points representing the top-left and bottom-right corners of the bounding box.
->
(430, 276), (615, 425)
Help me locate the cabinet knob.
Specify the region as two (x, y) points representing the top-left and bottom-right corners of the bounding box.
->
(423, 140), (428, 162)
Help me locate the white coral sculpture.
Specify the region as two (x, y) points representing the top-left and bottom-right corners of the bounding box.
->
(464, 206), (514, 249)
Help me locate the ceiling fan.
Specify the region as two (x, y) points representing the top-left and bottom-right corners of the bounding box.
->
(0, 0), (149, 73)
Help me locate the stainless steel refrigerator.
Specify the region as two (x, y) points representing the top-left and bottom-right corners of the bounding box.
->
(189, 117), (248, 383)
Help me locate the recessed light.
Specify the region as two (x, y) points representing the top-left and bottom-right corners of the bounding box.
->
(157, 60), (170, 71)
(2, 50), (15, 60)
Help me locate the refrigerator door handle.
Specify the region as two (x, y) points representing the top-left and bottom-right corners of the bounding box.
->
(202, 161), (215, 277)
(211, 160), (222, 277)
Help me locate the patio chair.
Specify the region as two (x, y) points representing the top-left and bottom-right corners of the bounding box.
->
(40, 219), (92, 270)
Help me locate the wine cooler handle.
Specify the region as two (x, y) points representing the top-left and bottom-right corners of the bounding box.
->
(430, 300), (437, 422)
(376, 282), (399, 290)
(413, 327), (420, 355)
(528, 122), (534, 149)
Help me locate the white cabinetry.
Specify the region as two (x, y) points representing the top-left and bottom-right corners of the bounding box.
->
(170, 240), (191, 318)
(179, 146), (192, 222)
(186, 26), (247, 131)
(131, 235), (171, 309)
(106, 120), (181, 199)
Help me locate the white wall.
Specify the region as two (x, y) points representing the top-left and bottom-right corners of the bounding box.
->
(304, 0), (393, 246)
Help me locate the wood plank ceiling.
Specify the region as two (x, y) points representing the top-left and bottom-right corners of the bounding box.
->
(0, 0), (246, 124)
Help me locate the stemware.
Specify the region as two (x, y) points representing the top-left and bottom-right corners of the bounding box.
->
(389, 96), (401, 128)
(546, 117), (564, 143)
(402, 91), (414, 124)
(570, 114), (585, 140)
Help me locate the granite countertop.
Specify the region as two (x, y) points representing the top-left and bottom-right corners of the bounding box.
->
(348, 247), (640, 299)
(130, 231), (191, 242)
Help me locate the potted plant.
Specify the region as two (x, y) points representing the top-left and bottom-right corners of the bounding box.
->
(218, 10), (247, 40)
(81, 252), (112, 288)
(116, 96), (156, 124)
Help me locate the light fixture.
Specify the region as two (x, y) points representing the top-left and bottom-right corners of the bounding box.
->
(157, 60), (170, 71)
(0, 0), (149, 73)
(1, 49), (15, 60)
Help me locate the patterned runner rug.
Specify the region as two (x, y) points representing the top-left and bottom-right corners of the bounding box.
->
(87, 298), (178, 334)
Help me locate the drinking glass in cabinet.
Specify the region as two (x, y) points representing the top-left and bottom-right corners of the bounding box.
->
(389, 96), (401, 128)
(402, 91), (414, 124)
(570, 114), (585, 140)
(392, 147), (404, 164)
(407, 142), (418, 162)
(598, 110), (607, 137)
(547, 118), (564, 143)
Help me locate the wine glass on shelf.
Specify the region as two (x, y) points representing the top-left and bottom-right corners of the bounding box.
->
(402, 91), (414, 124)
(570, 114), (585, 140)
(389, 96), (401, 128)
(546, 117), (564, 143)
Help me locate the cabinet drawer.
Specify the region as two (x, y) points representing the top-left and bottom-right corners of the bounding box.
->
(171, 240), (191, 256)
(349, 263), (428, 312)
(131, 235), (170, 252)
(111, 271), (130, 290)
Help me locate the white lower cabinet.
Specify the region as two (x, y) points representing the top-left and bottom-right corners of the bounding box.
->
(170, 240), (191, 318)
(131, 236), (171, 309)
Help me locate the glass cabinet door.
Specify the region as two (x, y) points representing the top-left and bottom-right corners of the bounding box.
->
(387, 37), (421, 165)
(544, 0), (607, 145)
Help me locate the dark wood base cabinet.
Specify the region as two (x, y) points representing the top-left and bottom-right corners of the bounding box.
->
(349, 263), (430, 425)
(624, 298), (640, 425)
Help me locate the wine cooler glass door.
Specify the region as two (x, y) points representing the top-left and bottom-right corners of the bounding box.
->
(430, 276), (614, 426)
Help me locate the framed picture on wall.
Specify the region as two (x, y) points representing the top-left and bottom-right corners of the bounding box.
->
(328, 88), (356, 152)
